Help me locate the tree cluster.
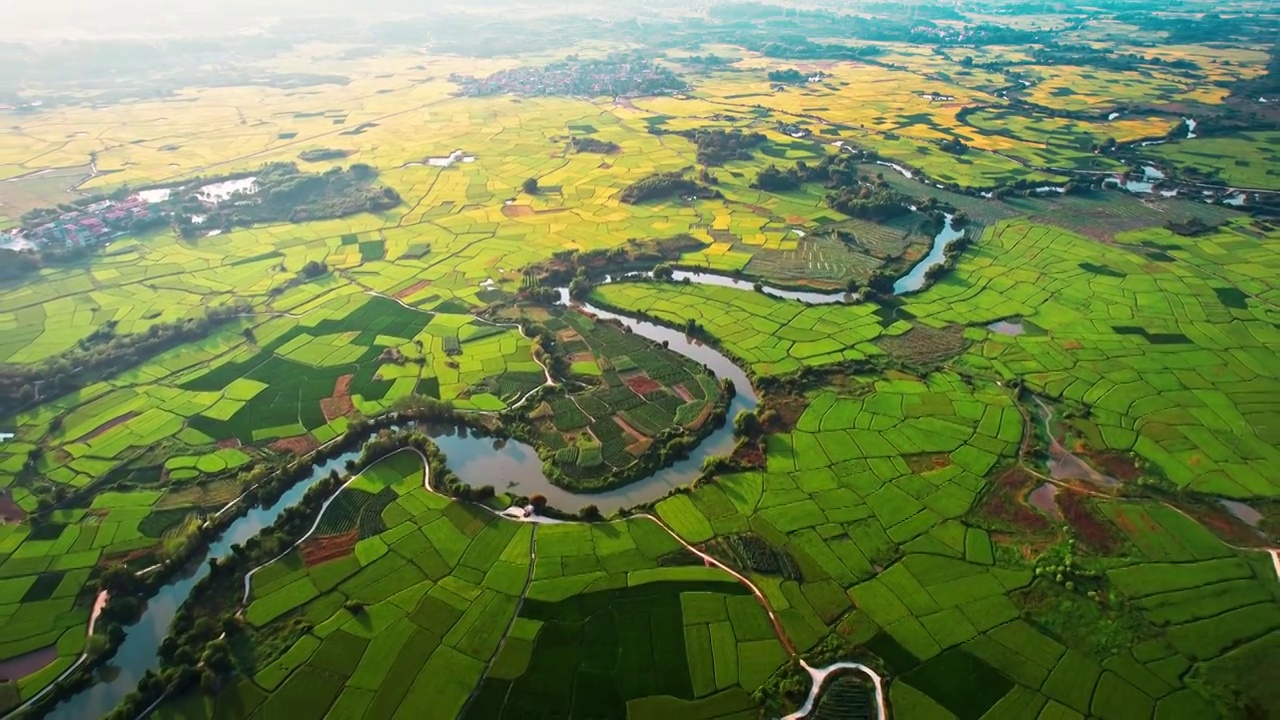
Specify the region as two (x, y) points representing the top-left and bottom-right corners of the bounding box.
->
(0, 303), (251, 418)
(619, 172), (721, 204)
(675, 129), (768, 166)
(766, 68), (809, 84)
(569, 137), (620, 154)
(297, 148), (349, 163)
(173, 163), (400, 238)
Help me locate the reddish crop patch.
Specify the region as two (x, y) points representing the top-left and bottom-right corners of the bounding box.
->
(215, 438), (242, 450)
(0, 645), (57, 682)
(877, 324), (967, 364)
(395, 279), (430, 300)
(0, 493), (26, 523)
(76, 412), (138, 443)
(623, 373), (663, 397)
(1075, 450), (1136, 479)
(1058, 490), (1120, 554)
(764, 394), (808, 432)
(672, 384), (694, 402)
(102, 546), (158, 567)
(613, 416), (648, 443)
(1175, 503), (1265, 547)
(270, 435), (319, 456)
(320, 374), (356, 422)
(301, 531), (358, 566)
(905, 453), (953, 474)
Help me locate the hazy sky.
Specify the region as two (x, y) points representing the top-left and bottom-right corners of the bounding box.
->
(3, 0), (433, 41)
(4, 0), (634, 40)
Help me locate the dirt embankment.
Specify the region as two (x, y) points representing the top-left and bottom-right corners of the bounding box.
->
(74, 412), (139, 443)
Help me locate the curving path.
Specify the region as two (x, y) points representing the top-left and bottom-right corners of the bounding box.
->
(782, 661), (888, 720)
(240, 448), (417, 603)
(0, 591), (111, 720)
(229, 444), (885, 720)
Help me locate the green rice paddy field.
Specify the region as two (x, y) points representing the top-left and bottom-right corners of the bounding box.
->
(0, 15), (1277, 720)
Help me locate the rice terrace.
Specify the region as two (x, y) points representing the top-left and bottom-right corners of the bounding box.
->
(0, 0), (1278, 718)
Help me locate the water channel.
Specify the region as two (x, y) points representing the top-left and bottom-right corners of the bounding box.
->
(34, 290), (758, 718)
(37, 215), (966, 716)
(892, 213), (965, 295)
(39, 450), (363, 720)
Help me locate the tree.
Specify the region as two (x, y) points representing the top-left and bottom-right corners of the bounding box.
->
(99, 564), (142, 596)
(522, 177), (540, 195)
(568, 274), (592, 299)
(529, 494), (548, 514)
(734, 410), (762, 440)
(85, 634), (110, 657)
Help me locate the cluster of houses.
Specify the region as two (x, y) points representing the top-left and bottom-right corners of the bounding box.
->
(3, 195), (159, 249)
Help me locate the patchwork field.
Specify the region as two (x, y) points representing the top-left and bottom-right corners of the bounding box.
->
(0, 6), (1277, 719)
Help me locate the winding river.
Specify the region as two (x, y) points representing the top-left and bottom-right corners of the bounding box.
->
(29, 291), (761, 719)
(893, 213), (964, 295)
(27, 263), (941, 719)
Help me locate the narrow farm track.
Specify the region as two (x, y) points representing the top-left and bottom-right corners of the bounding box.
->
(229, 438), (885, 720)
(639, 514), (796, 655)
(237, 447), (423, 604)
(350, 284), (558, 410)
(0, 591), (110, 720)
(1008, 389), (1280, 577)
(458, 524), (539, 718)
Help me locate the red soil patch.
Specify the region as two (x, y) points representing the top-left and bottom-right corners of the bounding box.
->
(1058, 490), (1120, 554)
(555, 329), (582, 343)
(765, 394), (808, 432)
(395, 279), (430, 300)
(270, 435), (319, 456)
(320, 374), (356, 422)
(1083, 451), (1142, 482)
(0, 493), (26, 523)
(977, 468), (1049, 532)
(613, 415), (648, 443)
(1061, 339), (1084, 351)
(501, 205), (570, 219)
(101, 546), (158, 567)
(785, 215), (808, 225)
(905, 453), (952, 474)
(502, 204), (535, 218)
(732, 442), (766, 469)
(626, 438), (654, 458)
(301, 531), (358, 567)
(215, 438), (242, 449)
(672, 384), (694, 402)
(688, 402), (714, 430)
(76, 412), (138, 443)
(623, 373), (663, 397)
